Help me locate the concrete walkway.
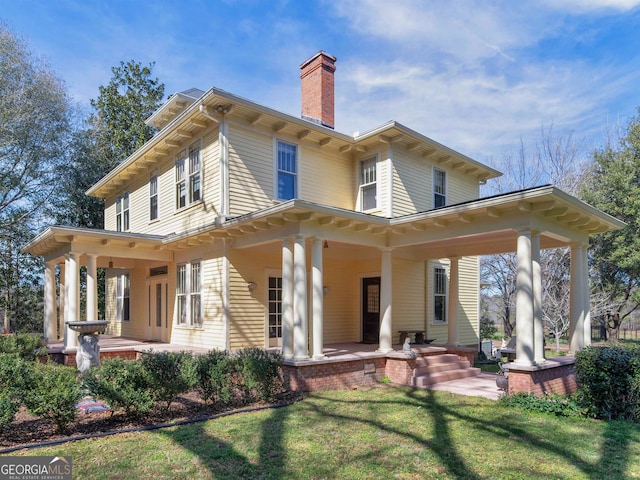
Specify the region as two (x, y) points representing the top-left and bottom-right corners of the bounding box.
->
(424, 373), (504, 400)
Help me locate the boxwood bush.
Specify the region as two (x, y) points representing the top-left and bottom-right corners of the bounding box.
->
(235, 348), (284, 403)
(193, 350), (237, 405)
(84, 357), (153, 417)
(0, 333), (46, 361)
(139, 351), (196, 411)
(575, 344), (640, 421)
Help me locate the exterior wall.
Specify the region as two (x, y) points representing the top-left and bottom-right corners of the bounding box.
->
(447, 167), (480, 205)
(425, 257), (479, 347)
(322, 258), (360, 343)
(392, 147), (430, 215)
(391, 258), (426, 344)
(104, 125), (221, 234)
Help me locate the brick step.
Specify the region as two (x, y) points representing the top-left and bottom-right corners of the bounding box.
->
(414, 354), (461, 367)
(412, 367), (482, 387)
(413, 360), (471, 376)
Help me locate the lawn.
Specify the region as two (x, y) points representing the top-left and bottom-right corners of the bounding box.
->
(5, 386), (640, 479)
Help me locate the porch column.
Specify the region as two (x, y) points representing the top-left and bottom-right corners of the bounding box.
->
(86, 254), (98, 321)
(281, 238), (294, 360)
(447, 257), (459, 345)
(64, 252), (80, 350)
(515, 229), (535, 365)
(43, 261), (57, 342)
(532, 232), (545, 363)
(569, 243), (586, 353)
(58, 261), (65, 341)
(582, 245), (592, 347)
(311, 238), (325, 359)
(378, 247), (393, 353)
(293, 236), (309, 360)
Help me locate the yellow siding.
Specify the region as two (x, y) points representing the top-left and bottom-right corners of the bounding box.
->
(377, 150), (392, 217)
(170, 243), (226, 349)
(103, 126), (221, 235)
(447, 168), (480, 205)
(392, 258), (426, 344)
(392, 147), (430, 216)
(228, 124), (274, 216)
(300, 146), (354, 209)
(322, 259), (360, 342)
(425, 257), (479, 347)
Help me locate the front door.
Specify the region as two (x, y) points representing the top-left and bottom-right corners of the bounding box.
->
(362, 277), (381, 344)
(150, 279), (168, 342)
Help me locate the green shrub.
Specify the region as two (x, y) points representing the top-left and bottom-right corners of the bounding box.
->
(140, 351), (196, 411)
(0, 333), (47, 361)
(0, 353), (31, 393)
(83, 358), (153, 417)
(22, 363), (81, 433)
(499, 392), (585, 417)
(193, 350), (237, 405)
(575, 345), (640, 421)
(235, 348), (284, 403)
(0, 391), (19, 431)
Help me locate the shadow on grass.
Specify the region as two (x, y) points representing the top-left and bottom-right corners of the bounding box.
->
(158, 404), (290, 479)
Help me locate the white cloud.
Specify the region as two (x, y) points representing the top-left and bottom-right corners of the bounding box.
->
(543, 0), (640, 12)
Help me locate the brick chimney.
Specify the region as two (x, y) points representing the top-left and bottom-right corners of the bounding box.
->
(300, 51), (336, 129)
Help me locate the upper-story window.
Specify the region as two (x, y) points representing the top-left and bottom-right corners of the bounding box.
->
(360, 156), (377, 211)
(175, 142), (201, 210)
(434, 168), (446, 208)
(276, 140), (297, 200)
(115, 193), (129, 231)
(149, 174), (158, 221)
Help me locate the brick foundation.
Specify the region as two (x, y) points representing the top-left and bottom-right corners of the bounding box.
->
(505, 357), (577, 396)
(283, 358), (386, 391)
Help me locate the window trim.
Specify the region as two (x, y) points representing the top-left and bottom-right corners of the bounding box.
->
(175, 260), (203, 328)
(116, 272), (130, 322)
(358, 155), (378, 212)
(115, 193), (130, 232)
(431, 262), (448, 325)
(149, 173), (159, 222)
(433, 167), (447, 209)
(274, 139), (298, 201)
(175, 140), (203, 211)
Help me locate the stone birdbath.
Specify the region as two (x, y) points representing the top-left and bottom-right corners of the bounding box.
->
(66, 320), (109, 374)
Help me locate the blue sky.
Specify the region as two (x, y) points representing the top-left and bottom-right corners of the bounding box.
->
(2, 0), (640, 167)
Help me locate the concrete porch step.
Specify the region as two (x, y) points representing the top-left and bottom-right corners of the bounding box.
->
(412, 367), (482, 387)
(413, 360), (471, 376)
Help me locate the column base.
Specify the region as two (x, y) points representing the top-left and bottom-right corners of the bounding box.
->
(312, 354), (326, 360)
(376, 347), (394, 354)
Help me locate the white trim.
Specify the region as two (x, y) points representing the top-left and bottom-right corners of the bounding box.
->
(358, 271), (381, 343)
(219, 120), (230, 217)
(429, 260), (449, 325)
(357, 153), (379, 212)
(222, 240), (230, 350)
(386, 146), (394, 217)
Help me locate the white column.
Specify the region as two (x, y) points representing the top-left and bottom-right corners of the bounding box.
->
(281, 238), (294, 360)
(58, 262), (65, 341)
(311, 238), (325, 359)
(569, 243), (585, 353)
(447, 257), (459, 346)
(293, 236), (308, 360)
(515, 230), (535, 365)
(582, 245), (591, 347)
(64, 253), (80, 350)
(532, 232), (545, 363)
(43, 261), (57, 342)
(378, 248), (393, 353)
(86, 254), (98, 321)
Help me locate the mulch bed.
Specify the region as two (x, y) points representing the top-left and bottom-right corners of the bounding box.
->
(0, 391), (301, 452)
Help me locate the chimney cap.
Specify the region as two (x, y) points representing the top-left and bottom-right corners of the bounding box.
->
(300, 51), (337, 70)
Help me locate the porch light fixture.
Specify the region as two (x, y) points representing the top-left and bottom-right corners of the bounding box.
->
(323, 286), (330, 295)
(247, 282), (257, 295)
(323, 240), (329, 249)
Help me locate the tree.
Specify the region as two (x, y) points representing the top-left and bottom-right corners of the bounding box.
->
(0, 23), (72, 333)
(482, 126), (585, 345)
(580, 110), (640, 341)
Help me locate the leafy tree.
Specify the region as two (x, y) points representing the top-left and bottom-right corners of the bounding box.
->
(580, 111), (640, 341)
(0, 23), (71, 332)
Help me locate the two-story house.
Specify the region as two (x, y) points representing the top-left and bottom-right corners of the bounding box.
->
(25, 52), (623, 390)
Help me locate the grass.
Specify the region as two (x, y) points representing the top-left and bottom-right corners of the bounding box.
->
(5, 386), (640, 479)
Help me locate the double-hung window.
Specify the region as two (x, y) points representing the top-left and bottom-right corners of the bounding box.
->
(175, 142), (201, 209)
(276, 140), (297, 200)
(433, 265), (447, 324)
(360, 156), (377, 211)
(268, 276), (283, 345)
(176, 261), (202, 327)
(149, 174), (158, 221)
(115, 193), (129, 231)
(434, 168), (446, 208)
(116, 273), (130, 322)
